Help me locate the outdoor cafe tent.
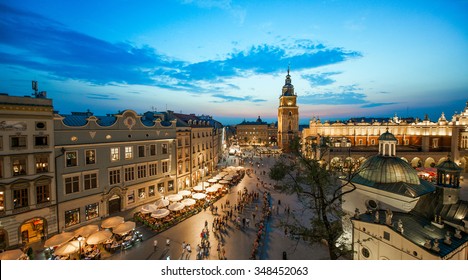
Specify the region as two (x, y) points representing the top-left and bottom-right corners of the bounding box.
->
(197, 182), (210, 188)
(44, 232), (75, 248)
(141, 204), (159, 214)
(101, 216), (124, 229)
(177, 190), (192, 197)
(74, 224), (99, 238)
(154, 198), (170, 208)
(211, 183), (223, 190)
(219, 180), (230, 184)
(168, 202), (185, 212)
(113, 221), (136, 236)
(86, 230), (113, 245)
(54, 240), (80, 256)
(207, 178), (218, 183)
(181, 198), (196, 207)
(151, 208), (170, 219)
(192, 193), (206, 200)
(167, 194), (183, 202)
(205, 187), (217, 193)
(0, 249), (26, 260)
(193, 185), (204, 192)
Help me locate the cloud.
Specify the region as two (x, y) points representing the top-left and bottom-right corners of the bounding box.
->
(86, 93), (119, 100)
(360, 102), (398, 108)
(211, 94), (267, 103)
(302, 72), (342, 87)
(299, 92), (368, 105)
(0, 4), (362, 95)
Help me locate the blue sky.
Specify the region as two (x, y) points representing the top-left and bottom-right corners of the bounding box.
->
(1, 0), (467, 124)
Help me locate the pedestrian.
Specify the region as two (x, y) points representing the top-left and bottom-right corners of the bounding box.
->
(153, 239), (158, 251)
(185, 243), (192, 260)
(166, 238), (170, 246)
(278, 199), (281, 206)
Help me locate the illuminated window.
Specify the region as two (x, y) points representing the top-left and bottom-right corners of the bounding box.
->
(35, 154), (49, 173)
(110, 147), (119, 161)
(148, 185), (155, 197)
(66, 151), (78, 167)
(125, 146), (133, 159)
(12, 157), (27, 176)
(85, 203), (99, 221)
(65, 208), (80, 227)
(85, 150), (96, 165)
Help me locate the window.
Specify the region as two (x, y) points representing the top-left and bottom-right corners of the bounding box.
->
(185, 138), (189, 146)
(162, 143), (168, 154)
(178, 163), (183, 174)
(125, 146), (133, 159)
(11, 135), (27, 149)
(185, 160), (189, 172)
(84, 173), (98, 190)
(432, 138), (439, 148)
(361, 247), (370, 259)
(13, 188), (28, 208)
(137, 165), (147, 179)
(148, 185), (155, 197)
(162, 161), (168, 173)
(138, 145), (145, 157)
(168, 180), (174, 192)
(85, 150), (96, 165)
(65, 208), (80, 227)
(358, 139), (363, 145)
(127, 191), (135, 204)
(383, 231), (390, 241)
(34, 135), (48, 147)
(124, 166), (135, 182)
(66, 151), (78, 167)
(149, 162), (158, 176)
(35, 121), (46, 130)
(404, 139), (409, 145)
(109, 169), (121, 185)
(12, 157), (27, 176)
(371, 139), (375, 145)
(150, 144), (156, 156)
(36, 183), (50, 204)
(178, 139), (182, 147)
(65, 176), (80, 194)
(85, 203), (99, 221)
(110, 147), (119, 161)
(157, 182), (165, 194)
(35, 154), (49, 173)
(0, 191), (4, 211)
(138, 188), (146, 199)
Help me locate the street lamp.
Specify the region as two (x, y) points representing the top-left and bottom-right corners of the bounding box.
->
(77, 236), (84, 260)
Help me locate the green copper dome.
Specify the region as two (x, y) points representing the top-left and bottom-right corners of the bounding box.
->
(378, 130), (397, 141)
(354, 155), (420, 185)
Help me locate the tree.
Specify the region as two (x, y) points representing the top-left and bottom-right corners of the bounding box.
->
(269, 137), (360, 260)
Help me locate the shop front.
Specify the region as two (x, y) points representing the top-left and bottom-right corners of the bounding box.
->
(19, 217), (47, 245)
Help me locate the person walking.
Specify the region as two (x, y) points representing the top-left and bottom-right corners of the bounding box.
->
(153, 239), (158, 252)
(185, 243), (192, 260)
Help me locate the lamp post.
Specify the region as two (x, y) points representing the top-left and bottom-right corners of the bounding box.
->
(77, 236), (83, 260)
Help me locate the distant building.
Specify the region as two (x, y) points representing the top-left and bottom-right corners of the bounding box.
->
(302, 101), (468, 172)
(0, 93), (57, 248)
(278, 67), (299, 151)
(236, 116), (276, 146)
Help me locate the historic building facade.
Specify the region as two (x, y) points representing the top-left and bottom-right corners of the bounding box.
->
(277, 68), (299, 151)
(0, 93), (58, 248)
(302, 101), (468, 172)
(53, 110), (177, 232)
(236, 117), (277, 147)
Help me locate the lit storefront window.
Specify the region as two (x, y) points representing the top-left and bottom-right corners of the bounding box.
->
(138, 188), (146, 199)
(148, 185), (155, 197)
(65, 208), (80, 227)
(85, 203), (99, 221)
(158, 182), (164, 194)
(127, 191), (135, 204)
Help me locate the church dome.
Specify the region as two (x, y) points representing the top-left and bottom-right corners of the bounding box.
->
(378, 130), (397, 141)
(354, 155), (420, 185)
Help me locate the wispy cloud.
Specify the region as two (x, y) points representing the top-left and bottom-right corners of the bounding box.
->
(86, 93), (119, 100)
(211, 94), (267, 103)
(302, 71), (342, 86)
(360, 102), (398, 108)
(300, 92), (368, 105)
(0, 3), (362, 95)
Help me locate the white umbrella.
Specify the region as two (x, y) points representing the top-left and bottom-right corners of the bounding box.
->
(193, 185), (204, 192)
(168, 202), (185, 211)
(192, 193), (206, 200)
(0, 249), (26, 260)
(212, 183), (223, 190)
(151, 208), (170, 219)
(74, 224), (99, 238)
(44, 232), (75, 248)
(113, 221), (136, 235)
(101, 216), (124, 229)
(218, 172), (228, 176)
(219, 180), (230, 184)
(197, 182), (210, 188)
(181, 198), (196, 207)
(167, 194), (183, 202)
(87, 230), (113, 245)
(177, 190), (192, 197)
(213, 175), (223, 180)
(205, 187), (217, 193)
(141, 204), (159, 213)
(223, 177), (233, 181)
(207, 178), (218, 183)
(154, 198), (170, 208)
(54, 240), (80, 256)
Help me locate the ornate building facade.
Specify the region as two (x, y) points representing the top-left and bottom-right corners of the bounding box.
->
(0, 93), (58, 248)
(302, 101), (468, 172)
(236, 116), (277, 146)
(277, 68), (299, 151)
